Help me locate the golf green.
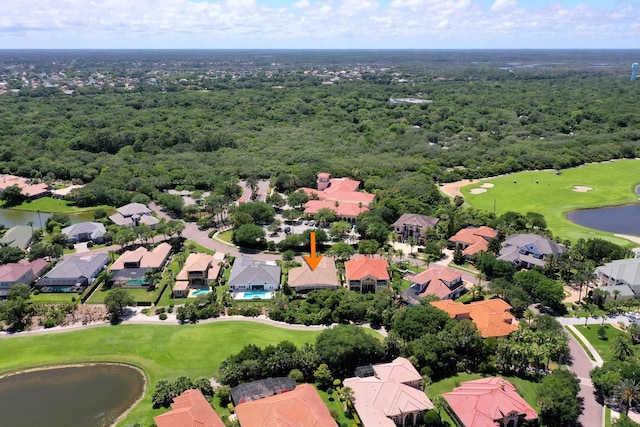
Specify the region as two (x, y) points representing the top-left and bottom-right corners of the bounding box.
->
(460, 159), (640, 246)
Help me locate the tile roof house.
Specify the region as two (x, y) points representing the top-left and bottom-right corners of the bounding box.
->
(344, 256), (390, 294)
(236, 383), (337, 427)
(498, 233), (566, 269)
(443, 377), (538, 427)
(0, 225), (34, 250)
(154, 389), (225, 427)
(344, 357), (434, 427)
(403, 266), (466, 304)
(448, 226), (498, 257)
(37, 253), (109, 292)
(109, 242), (172, 287)
(287, 256), (339, 294)
(430, 299), (518, 338)
(61, 222), (107, 244)
(228, 256), (281, 293)
(300, 173), (375, 223)
(595, 258), (640, 302)
(0, 174), (49, 199)
(109, 203), (159, 228)
(173, 252), (224, 298)
(392, 213), (440, 243)
(0, 259), (47, 297)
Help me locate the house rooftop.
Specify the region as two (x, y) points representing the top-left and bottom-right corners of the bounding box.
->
(449, 226), (497, 256)
(345, 256), (390, 281)
(235, 383), (337, 427)
(288, 256), (339, 290)
(443, 377), (537, 427)
(392, 213), (440, 229)
(154, 389), (225, 427)
(430, 299), (518, 338)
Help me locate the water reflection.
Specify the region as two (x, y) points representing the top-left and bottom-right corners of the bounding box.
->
(566, 204), (640, 236)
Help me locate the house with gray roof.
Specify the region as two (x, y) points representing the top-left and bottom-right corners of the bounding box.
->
(37, 253), (109, 293)
(392, 213), (439, 243)
(61, 222), (107, 244)
(498, 233), (566, 269)
(0, 225), (33, 250)
(596, 258), (640, 302)
(109, 203), (159, 228)
(228, 256), (280, 293)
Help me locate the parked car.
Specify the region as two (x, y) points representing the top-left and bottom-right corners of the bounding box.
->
(284, 226), (291, 234)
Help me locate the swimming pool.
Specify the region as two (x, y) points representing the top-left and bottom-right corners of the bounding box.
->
(233, 291), (275, 300)
(189, 288), (212, 297)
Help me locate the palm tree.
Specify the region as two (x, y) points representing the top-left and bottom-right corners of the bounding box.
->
(611, 335), (635, 361)
(614, 378), (640, 415)
(524, 309), (535, 325)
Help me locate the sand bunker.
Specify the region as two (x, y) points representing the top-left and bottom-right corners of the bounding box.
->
(470, 188), (487, 194)
(573, 186), (593, 192)
(480, 183), (494, 188)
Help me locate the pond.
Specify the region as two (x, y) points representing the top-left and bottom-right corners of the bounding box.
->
(0, 364), (145, 427)
(566, 204), (640, 236)
(0, 209), (95, 229)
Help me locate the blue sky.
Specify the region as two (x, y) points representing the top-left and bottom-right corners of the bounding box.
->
(0, 0), (639, 49)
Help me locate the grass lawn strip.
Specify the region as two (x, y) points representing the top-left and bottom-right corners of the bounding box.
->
(0, 322), (320, 426)
(9, 197), (114, 214)
(565, 325), (597, 361)
(573, 324), (640, 363)
(461, 159), (640, 246)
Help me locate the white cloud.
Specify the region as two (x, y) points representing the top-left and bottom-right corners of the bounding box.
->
(0, 0), (637, 48)
(490, 0), (517, 12)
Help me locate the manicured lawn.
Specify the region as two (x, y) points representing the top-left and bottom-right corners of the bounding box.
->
(461, 159), (640, 246)
(574, 324), (640, 363)
(216, 230), (233, 244)
(9, 197), (114, 214)
(87, 282), (163, 304)
(0, 322), (321, 426)
(30, 292), (83, 304)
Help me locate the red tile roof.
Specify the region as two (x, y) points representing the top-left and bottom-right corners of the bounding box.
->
(408, 266), (464, 299)
(154, 389), (225, 427)
(430, 299), (518, 338)
(304, 200), (369, 218)
(235, 383), (337, 427)
(448, 226), (497, 256)
(345, 256), (390, 281)
(372, 357), (423, 385)
(443, 377), (537, 427)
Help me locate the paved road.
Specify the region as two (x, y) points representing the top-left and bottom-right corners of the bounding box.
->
(564, 326), (603, 427)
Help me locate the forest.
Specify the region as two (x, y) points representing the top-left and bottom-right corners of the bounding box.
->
(0, 49), (639, 219)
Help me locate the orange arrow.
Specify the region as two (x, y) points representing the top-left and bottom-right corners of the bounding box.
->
(303, 231), (323, 271)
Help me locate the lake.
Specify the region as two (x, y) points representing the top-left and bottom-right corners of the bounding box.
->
(566, 204), (640, 236)
(0, 209), (95, 229)
(0, 364), (145, 427)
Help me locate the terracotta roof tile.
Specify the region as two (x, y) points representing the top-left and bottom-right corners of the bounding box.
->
(345, 256), (390, 281)
(443, 377), (537, 427)
(448, 226), (497, 256)
(235, 384), (337, 427)
(154, 389), (225, 427)
(430, 299), (518, 338)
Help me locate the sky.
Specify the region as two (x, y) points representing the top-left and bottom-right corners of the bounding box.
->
(0, 0), (639, 49)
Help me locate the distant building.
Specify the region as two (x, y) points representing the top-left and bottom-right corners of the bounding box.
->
(109, 203), (159, 228)
(61, 222), (107, 244)
(632, 63), (638, 81)
(0, 174), (49, 199)
(431, 299), (518, 338)
(299, 173), (374, 223)
(449, 226), (498, 258)
(497, 233), (566, 269)
(392, 213), (440, 243)
(595, 257), (640, 302)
